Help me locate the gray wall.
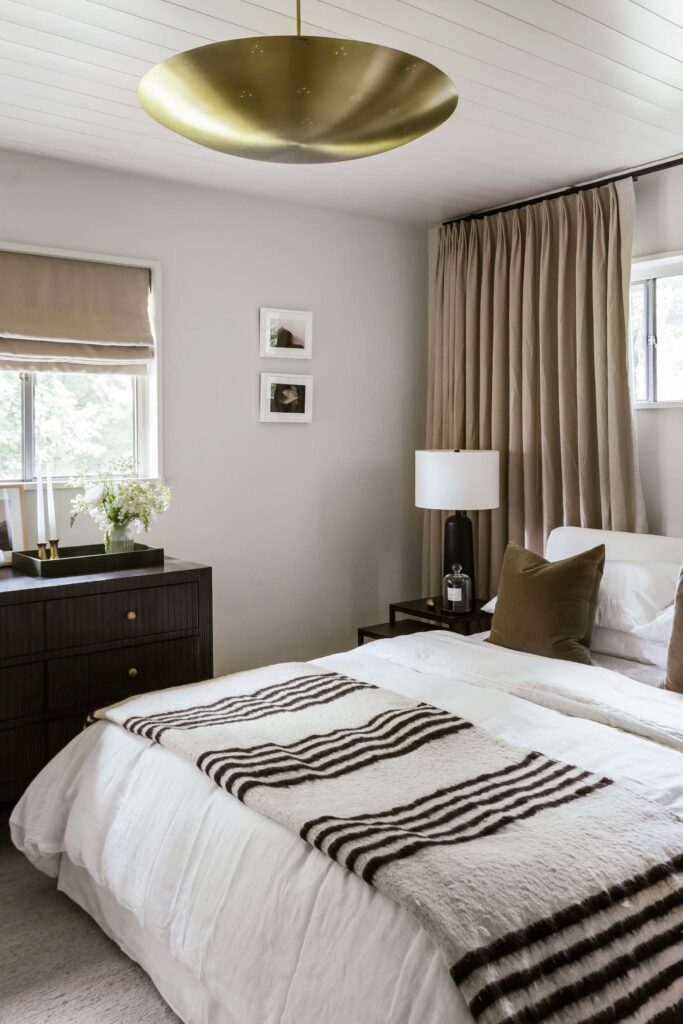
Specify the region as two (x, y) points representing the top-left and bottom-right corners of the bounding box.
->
(1, 151), (427, 674)
(633, 166), (683, 539)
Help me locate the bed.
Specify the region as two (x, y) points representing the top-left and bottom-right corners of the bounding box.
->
(10, 527), (683, 1024)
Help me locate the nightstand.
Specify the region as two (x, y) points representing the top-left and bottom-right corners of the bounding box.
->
(358, 598), (492, 646)
(390, 597), (492, 634)
(357, 618), (439, 646)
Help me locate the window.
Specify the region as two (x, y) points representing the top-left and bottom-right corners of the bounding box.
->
(0, 371), (22, 481)
(0, 245), (159, 482)
(630, 256), (683, 404)
(0, 371), (144, 482)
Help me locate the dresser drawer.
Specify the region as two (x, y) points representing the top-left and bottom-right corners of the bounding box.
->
(0, 722), (46, 784)
(45, 583), (198, 650)
(48, 636), (200, 713)
(47, 716), (88, 758)
(0, 662), (45, 721)
(0, 602), (44, 658)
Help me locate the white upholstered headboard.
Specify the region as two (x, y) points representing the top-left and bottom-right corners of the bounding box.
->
(545, 527), (683, 565)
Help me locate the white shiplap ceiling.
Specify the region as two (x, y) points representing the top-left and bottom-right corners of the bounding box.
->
(0, 0), (682, 224)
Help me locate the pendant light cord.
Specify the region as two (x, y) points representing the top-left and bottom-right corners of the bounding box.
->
(296, 0), (301, 36)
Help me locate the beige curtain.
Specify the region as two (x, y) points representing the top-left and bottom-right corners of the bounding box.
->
(424, 179), (647, 599)
(0, 251), (154, 374)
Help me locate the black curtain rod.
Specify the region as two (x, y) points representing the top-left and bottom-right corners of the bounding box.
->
(441, 153), (683, 227)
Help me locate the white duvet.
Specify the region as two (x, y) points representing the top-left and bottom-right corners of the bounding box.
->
(11, 632), (683, 1024)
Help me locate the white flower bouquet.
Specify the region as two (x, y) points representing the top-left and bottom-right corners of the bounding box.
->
(71, 459), (172, 550)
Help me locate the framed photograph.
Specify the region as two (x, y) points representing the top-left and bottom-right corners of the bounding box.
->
(0, 484), (26, 567)
(260, 373), (313, 423)
(260, 307), (312, 359)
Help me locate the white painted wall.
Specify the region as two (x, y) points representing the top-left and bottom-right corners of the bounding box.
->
(1, 151), (427, 674)
(633, 166), (683, 539)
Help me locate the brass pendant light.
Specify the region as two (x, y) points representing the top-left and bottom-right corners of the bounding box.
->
(138, 1), (458, 164)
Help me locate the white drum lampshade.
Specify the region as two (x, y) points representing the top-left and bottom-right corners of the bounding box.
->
(415, 450), (499, 601)
(415, 450), (499, 511)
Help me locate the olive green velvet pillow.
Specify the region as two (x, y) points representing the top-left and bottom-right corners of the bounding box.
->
(488, 542), (606, 665)
(665, 566), (683, 694)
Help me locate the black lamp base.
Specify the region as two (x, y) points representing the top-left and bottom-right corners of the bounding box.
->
(443, 511), (475, 599)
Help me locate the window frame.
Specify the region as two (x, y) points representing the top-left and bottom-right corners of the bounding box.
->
(631, 250), (683, 410)
(0, 240), (162, 482)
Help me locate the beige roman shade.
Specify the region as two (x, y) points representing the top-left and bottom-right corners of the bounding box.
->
(0, 250), (154, 374)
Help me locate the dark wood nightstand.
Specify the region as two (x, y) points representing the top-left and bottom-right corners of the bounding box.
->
(358, 598), (492, 646)
(357, 618), (440, 646)
(390, 597), (492, 634)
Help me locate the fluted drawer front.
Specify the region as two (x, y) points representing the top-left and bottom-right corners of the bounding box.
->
(0, 603), (44, 658)
(48, 636), (200, 713)
(0, 723), (46, 783)
(45, 583), (198, 650)
(0, 663), (45, 720)
(47, 716), (88, 758)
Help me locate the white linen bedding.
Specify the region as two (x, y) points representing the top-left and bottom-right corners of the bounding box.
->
(470, 627), (667, 686)
(591, 651), (666, 687)
(11, 631), (683, 1024)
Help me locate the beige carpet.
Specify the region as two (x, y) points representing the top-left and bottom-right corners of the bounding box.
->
(0, 810), (181, 1024)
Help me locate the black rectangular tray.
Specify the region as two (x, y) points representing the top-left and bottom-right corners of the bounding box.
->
(12, 543), (164, 578)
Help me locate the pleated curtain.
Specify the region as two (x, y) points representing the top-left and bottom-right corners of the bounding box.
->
(424, 179), (647, 599)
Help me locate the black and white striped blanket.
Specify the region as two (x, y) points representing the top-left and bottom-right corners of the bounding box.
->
(94, 664), (683, 1023)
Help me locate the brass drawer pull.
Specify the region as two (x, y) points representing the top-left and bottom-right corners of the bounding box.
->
(126, 610), (137, 621)
(128, 667), (138, 678)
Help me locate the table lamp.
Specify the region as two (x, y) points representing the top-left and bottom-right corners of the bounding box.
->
(415, 450), (500, 599)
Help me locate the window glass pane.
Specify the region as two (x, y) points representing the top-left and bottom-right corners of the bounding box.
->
(0, 371), (23, 481)
(34, 372), (136, 477)
(629, 281), (648, 402)
(655, 275), (683, 402)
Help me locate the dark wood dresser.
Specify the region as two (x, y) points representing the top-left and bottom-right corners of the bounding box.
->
(0, 559), (212, 802)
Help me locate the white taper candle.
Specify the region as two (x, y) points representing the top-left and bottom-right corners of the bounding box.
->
(36, 470), (47, 545)
(46, 468), (57, 540)
(1, 487), (11, 558)
(3, 487), (15, 549)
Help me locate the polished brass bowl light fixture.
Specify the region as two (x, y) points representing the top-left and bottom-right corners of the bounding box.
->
(138, 1), (457, 164)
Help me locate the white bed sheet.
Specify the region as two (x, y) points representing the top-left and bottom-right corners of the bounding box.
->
(470, 628), (667, 686)
(591, 652), (666, 686)
(11, 632), (683, 1024)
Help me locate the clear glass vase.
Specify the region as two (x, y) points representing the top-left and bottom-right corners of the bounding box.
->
(106, 523), (135, 553)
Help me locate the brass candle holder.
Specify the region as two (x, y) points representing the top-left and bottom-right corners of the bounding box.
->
(36, 542), (48, 560)
(49, 539), (60, 560)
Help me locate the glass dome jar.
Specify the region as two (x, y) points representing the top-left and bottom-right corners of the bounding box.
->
(442, 563), (472, 614)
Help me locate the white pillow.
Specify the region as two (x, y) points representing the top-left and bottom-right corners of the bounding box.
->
(483, 559), (678, 634)
(590, 626), (669, 669)
(480, 610), (669, 667)
(594, 560), (679, 633)
(589, 651), (665, 687)
(631, 604), (675, 643)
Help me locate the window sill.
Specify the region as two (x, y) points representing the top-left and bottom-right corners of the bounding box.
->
(4, 479), (158, 490)
(634, 401), (683, 410)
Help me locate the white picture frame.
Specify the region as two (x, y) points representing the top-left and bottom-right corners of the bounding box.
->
(260, 373), (313, 423)
(260, 307), (313, 359)
(0, 484), (27, 567)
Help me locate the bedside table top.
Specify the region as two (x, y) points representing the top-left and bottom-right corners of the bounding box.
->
(390, 597), (491, 627)
(360, 619), (440, 642)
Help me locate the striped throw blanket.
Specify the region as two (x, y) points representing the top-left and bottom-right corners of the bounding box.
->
(94, 664), (683, 1023)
